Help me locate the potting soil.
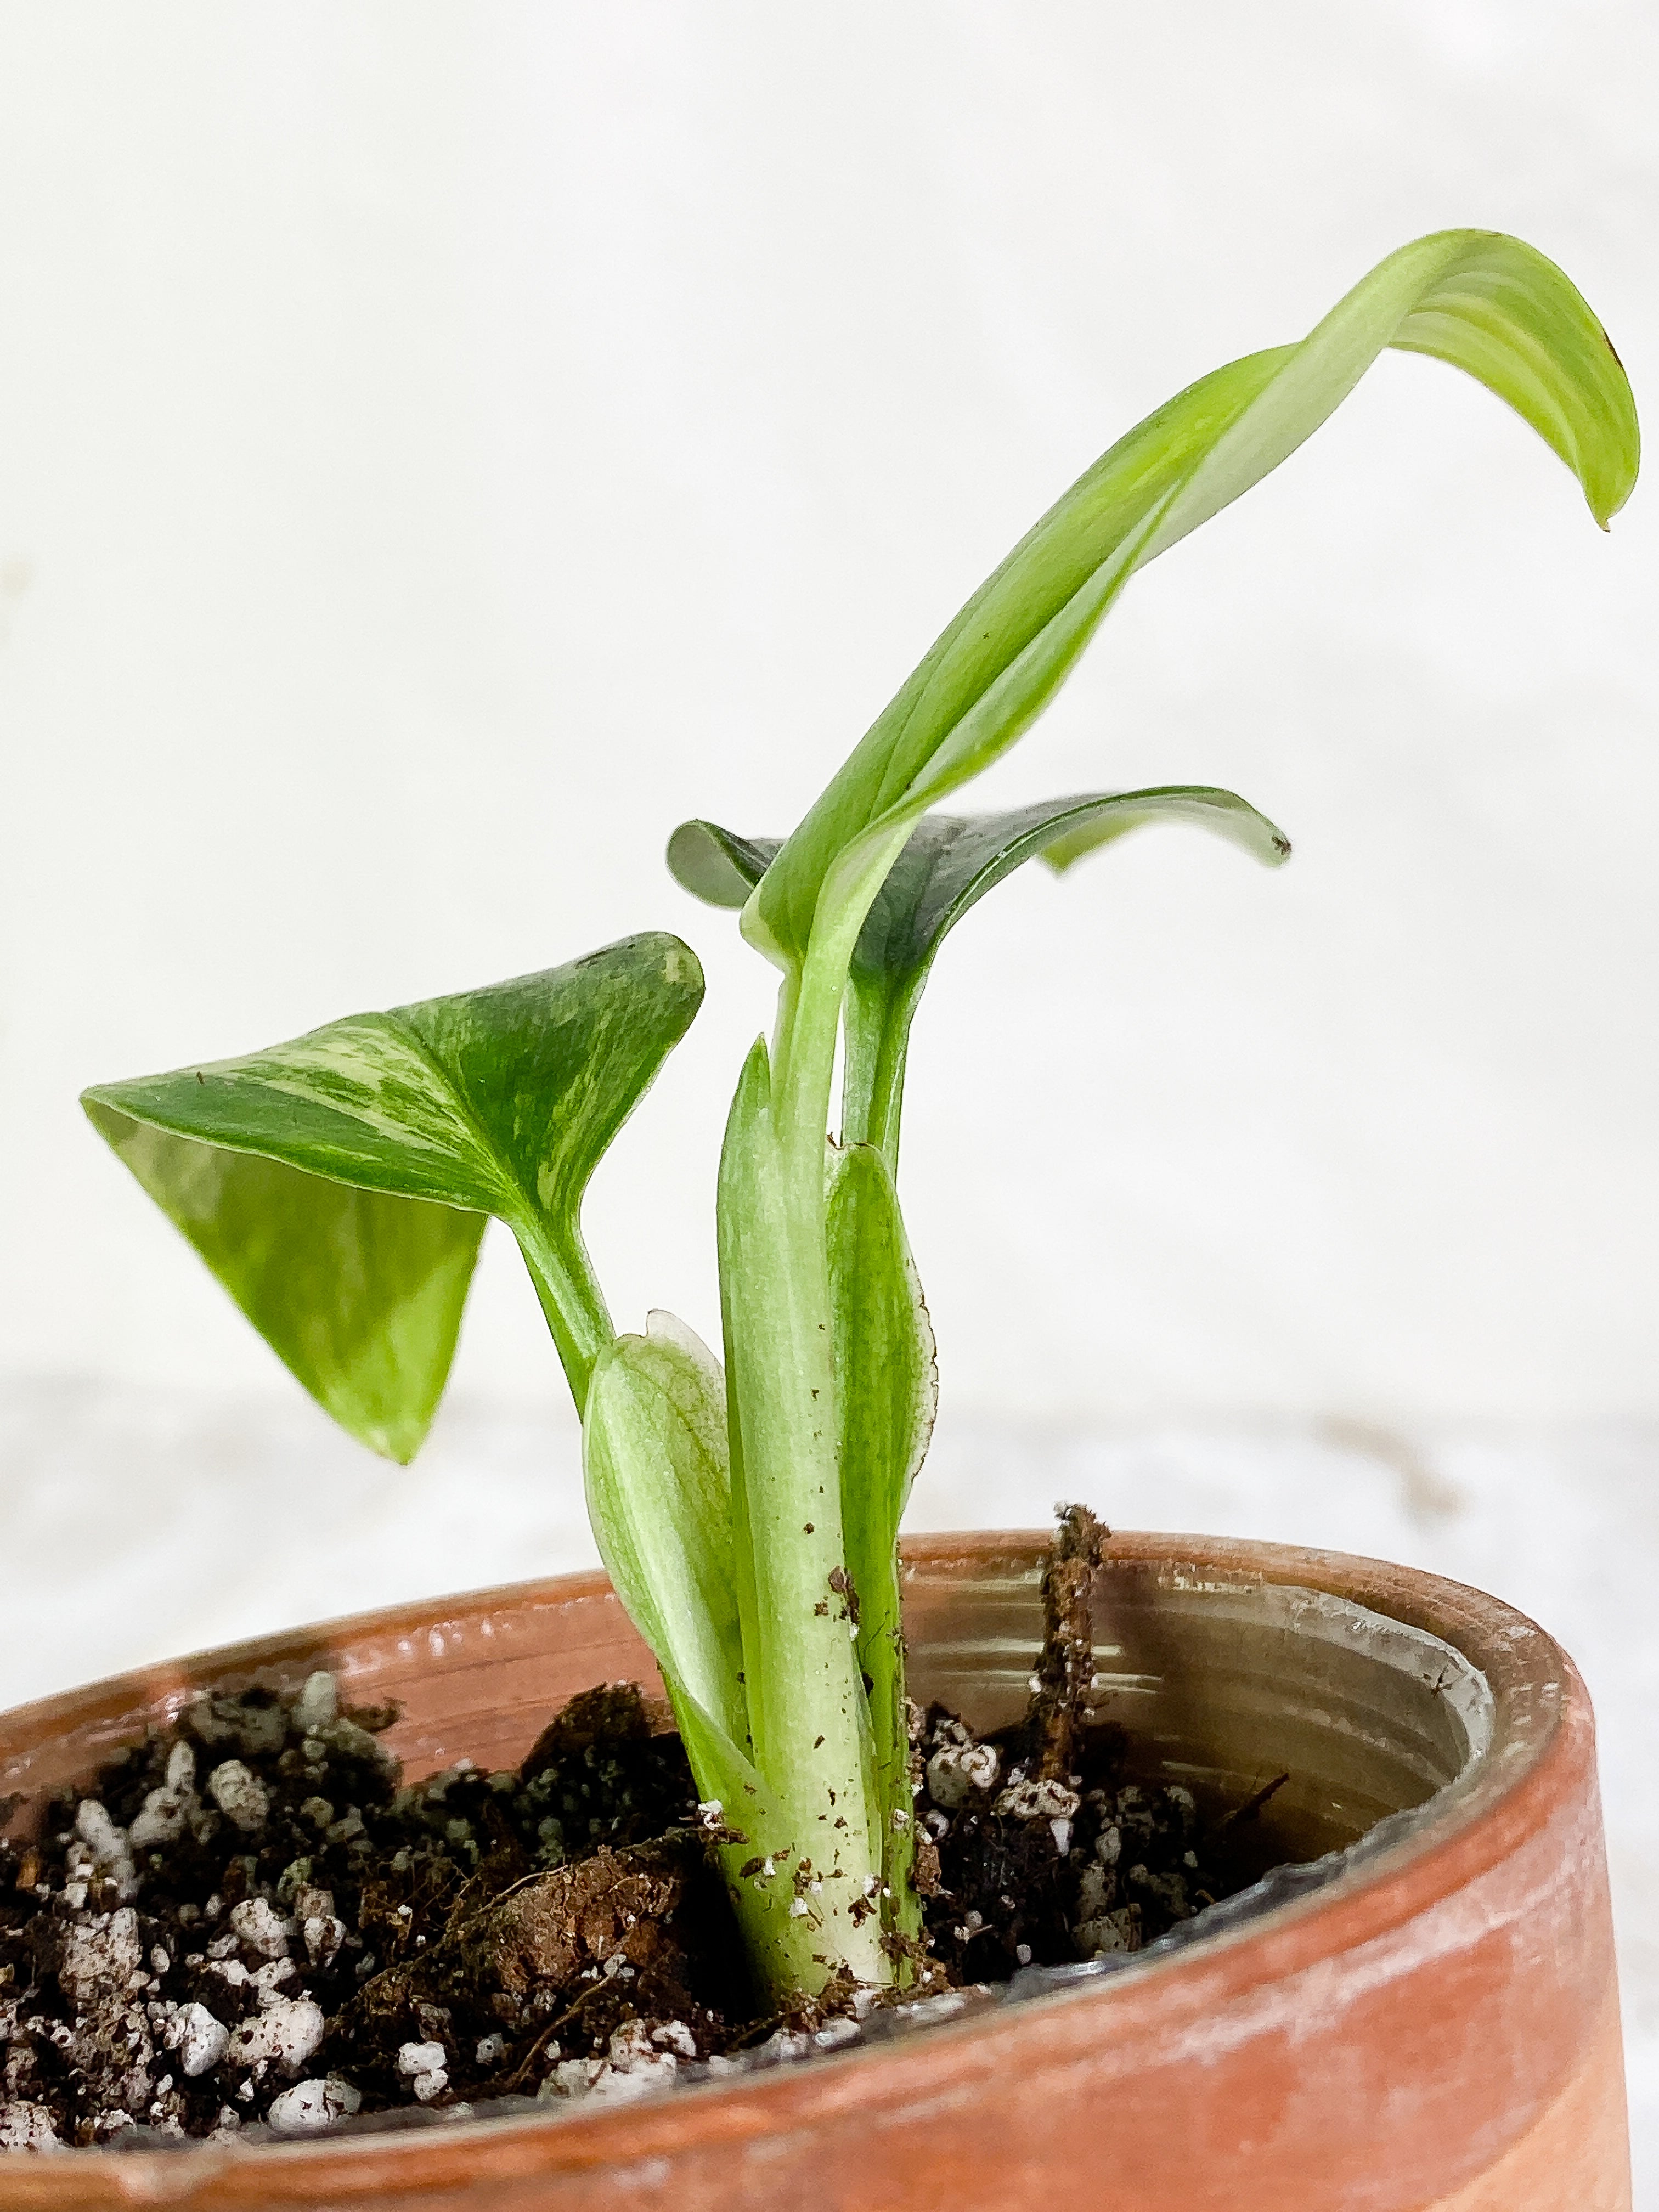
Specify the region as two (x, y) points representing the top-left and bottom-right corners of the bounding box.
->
(0, 1514), (1272, 2150)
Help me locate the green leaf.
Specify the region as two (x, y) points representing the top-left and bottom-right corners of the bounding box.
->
(715, 1040), (862, 1785)
(82, 933), (705, 1441)
(1035, 788), (1289, 876)
(82, 1115), (483, 1465)
(582, 1312), (746, 1746)
(845, 786), (1288, 1155)
(749, 229), (1639, 972)
(851, 786), (1288, 1002)
(827, 1139), (936, 1932)
(669, 788), (1288, 1158)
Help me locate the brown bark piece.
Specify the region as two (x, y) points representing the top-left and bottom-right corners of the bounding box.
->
(480, 1841), (689, 2004)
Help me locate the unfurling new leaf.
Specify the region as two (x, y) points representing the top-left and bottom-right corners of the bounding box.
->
(582, 1312), (821, 1990)
(747, 229), (1637, 977)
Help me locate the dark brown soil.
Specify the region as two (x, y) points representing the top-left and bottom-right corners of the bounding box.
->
(0, 1511), (1282, 2151)
(917, 1511), (1217, 1978)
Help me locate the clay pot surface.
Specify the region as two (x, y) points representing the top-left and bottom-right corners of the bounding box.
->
(0, 1531), (1630, 2211)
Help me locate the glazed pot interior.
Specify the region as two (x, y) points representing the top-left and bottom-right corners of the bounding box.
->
(905, 1551), (1493, 1870)
(1, 1543), (1490, 1888)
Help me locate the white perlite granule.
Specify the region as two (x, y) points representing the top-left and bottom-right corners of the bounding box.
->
(164, 2002), (229, 2079)
(291, 1672), (340, 1735)
(227, 1898), (291, 1959)
(129, 1744), (198, 1850)
(267, 2075), (362, 2131)
(223, 1996), (324, 2073)
(0, 2102), (61, 2153)
(69, 1802), (137, 1901)
(57, 1908), (144, 2008)
(396, 2041), (449, 2102)
(993, 1776), (1080, 1822)
(924, 1739), (1001, 1808)
(204, 1761), (269, 1835)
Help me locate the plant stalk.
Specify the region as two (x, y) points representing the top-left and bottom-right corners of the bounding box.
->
(838, 980), (911, 1172)
(714, 833), (921, 1990)
(718, 1045), (887, 1989)
(512, 1217), (613, 1415)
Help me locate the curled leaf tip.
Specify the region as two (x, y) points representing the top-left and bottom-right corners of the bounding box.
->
(667, 819), (779, 911)
(748, 227), (1636, 957)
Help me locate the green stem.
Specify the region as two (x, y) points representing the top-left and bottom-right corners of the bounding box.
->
(703, 834), (918, 1990)
(773, 827), (912, 1170)
(718, 1042), (887, 1988)
(512, 1216), (613, 1415)
(856, 1551), (921, 1952)
(838, 983), (882, 1152)
(839, 979), (913, 1173)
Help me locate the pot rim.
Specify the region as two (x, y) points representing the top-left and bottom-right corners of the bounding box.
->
(0, 1530), (1583, 2193)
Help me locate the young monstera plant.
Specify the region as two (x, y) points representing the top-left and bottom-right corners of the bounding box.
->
(86, 232), (1638, 2001)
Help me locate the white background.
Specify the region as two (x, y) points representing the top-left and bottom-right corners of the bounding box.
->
(1, 2), (1655, 2193)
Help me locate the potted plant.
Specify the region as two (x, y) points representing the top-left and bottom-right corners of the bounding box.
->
(0, 228), (1638, 2207)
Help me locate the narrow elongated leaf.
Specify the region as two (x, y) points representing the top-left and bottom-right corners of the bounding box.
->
(670, 788), (1284, 941)
(83, 933), (704, 1444)
(749, 230), (1638, 970)
(852, 786), (1287, 993)
(716, 1040), (865, 1791)
(827, 1139), (936, 1929)
(582, 1312), (746, 1746)
(827, 1143), (936, 1584)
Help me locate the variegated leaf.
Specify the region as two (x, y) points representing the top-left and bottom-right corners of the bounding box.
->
(748, 229), (1638, 972)
(83, 933), (704, 1449)
(669, 789), (1288, 1160)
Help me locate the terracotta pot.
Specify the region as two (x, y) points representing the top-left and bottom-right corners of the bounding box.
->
(0, 1532), (1630, 2210)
